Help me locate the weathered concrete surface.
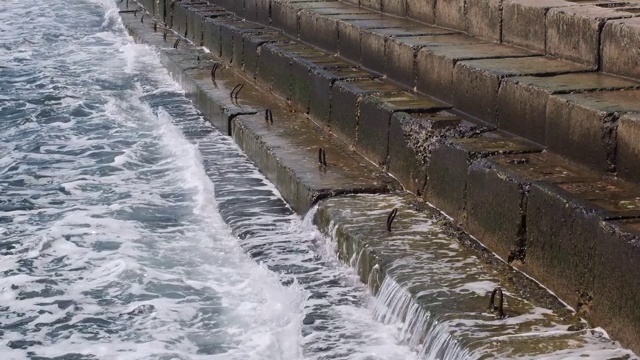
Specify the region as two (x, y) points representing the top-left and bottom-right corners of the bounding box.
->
(330, 79), (400, 145)
(426, 132), (541, 220)
(406, 0), (435, 23)
(387, 111), (480, 196)
(232, 110), (396, 214)
(416, 42), (533, 103)
(525, 180), (640, 351)
(356, 92), (451, 167)
(458, 151), (640, 349)
(501, 0), (570, 52)
(308, 66), (375, 127)
(498, 72), (640, 145)
(313, 194), (634, 358)
(453, 56), (588, 124)
(546, 89), (640, 173)
(361, 25), (457, 76)
(617, 113), (640, 183)
(546, 5), (633, 68)
(434, 0), (465, 31)
(465, 0), (502, 41)
(602, 17), (640, 80)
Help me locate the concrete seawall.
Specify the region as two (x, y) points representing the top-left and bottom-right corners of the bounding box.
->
(116, 0), (640, 355)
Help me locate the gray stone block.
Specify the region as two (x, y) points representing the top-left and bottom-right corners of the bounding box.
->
(546, 90), (640, 173)
(406, 0), (435, 23)
(357, 93), (450, 167)
(466, 0), (502, 41)
(617, 113), (640, 183)
(602, 17), (640, 80)
(416, 42), (531, 103)
(309, 67), (375, 127)
(242, 32), (290, 79)
(426, 134), (540, 220)
(382, 0), (407, 17)
(434, 0), (465, 31)
(501, 0), (570, 53)
(453, 56), (586, 125)
(546, 5), (632, 68)
(330, 79), (400, 145)
(498, 73), (639, 145)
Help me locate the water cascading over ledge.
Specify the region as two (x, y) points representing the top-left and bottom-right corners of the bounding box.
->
(312, 194), (634, 359)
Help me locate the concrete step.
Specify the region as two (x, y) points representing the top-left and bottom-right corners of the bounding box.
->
(127, 0), (640, 353)
(194, 0), (640, 185)
(299, 0), (640, 77)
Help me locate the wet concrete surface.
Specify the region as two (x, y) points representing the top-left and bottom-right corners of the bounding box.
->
(120, 1), (640, 355)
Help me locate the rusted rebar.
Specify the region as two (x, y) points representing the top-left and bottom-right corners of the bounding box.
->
(488, 287), (506, 319)
(386, 208), (398, 232)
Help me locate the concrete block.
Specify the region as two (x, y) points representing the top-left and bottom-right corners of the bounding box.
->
(465, 159), (528, 262)
(232, 28), (279, 70)
(498, 73), (639, 145)
(426, 134), (540, 220)
(171, 2), (189, 34)
(406, 0), (435, 23)
(337, 18), (405, 62)
(191, 9), (230, 47)
(453, 56), (587, 125)
(466, 0), (503, 41)
(257, 43), (316, 97)
(289, 51), (348, 113)
(232, 110), (394, 215)
(416, 42), (532, 103)
(330, 79), (401, 145)
(241, 32), (291, 79)
(595, 219), (640, 350)
(361, 0), (382, 12)
(271, 1), (300, 37)
(227, 0), (245, 18)
(244, 0), (257, 21)
(464, 151), (606, 263)
(203, 17), (233, 57)
(388, 113), (428, 194)
(501, 0), (570, 53)
(141, 0), (154, 15)
(525, 179), (640, 348)
(434, 0), (466, 31)
(546, 5), (632, 68)
(301, 9), (375, 53)
(361, 25), (450, 75)
(382, 0), (408, 17)
(546, 90), (640, 173)
(602, 17), (640, 80)
(272, 1), (342, 38)
(617, 113), (640, 183)
(357, 93), (451, 167)
(525, 182), (604, 312)
(255, 0), (271, 26)
(388, 112), (465, 195)
(179, 66), (258, 135)
(311, 14), (340, 52)
(310, 67), (375, 127)
(387, 32), (479, 89)
(220, 21), (269, 65)
(184, 3), (210, 39)
(360, 31), (388, 74)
